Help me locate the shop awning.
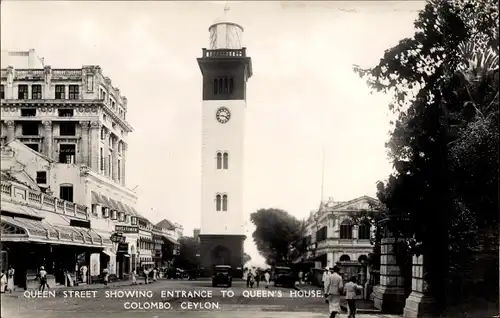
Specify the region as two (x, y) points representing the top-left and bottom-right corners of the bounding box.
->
(161, 234), (179, 245)
(91, 192), (106, 206)
(123, 203), (139, 217)
(107, 198), (122, 212)
(102, 249), (116, 258)
(1, 216), (112, 247)
(1, 201), (42, 219)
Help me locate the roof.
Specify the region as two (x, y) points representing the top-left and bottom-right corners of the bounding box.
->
(156, 219), (176, 230)
(4, 140), (55, 163)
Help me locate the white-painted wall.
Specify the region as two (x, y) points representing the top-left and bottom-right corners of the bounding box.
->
(201, 99), (245, 235)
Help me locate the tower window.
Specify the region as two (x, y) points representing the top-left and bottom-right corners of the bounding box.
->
(216, 152), (222, 169)
(55, 85), (65, 99)
(32, 85), (42, 99)
(18, 85), (28, 99)
(68, 85), (79, 100)
(215, 194), (222, 211)
(222, 195), (228, 211)
(223, 153), (228, 169)
(213, 77), (234, 95)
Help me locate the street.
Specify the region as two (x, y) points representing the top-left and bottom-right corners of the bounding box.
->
(0, 279), (398, 318)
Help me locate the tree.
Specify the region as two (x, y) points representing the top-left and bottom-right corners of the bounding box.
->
(354, 0), (498, 312)
(250, 208), (306, 265)
(243, 253), (252, 265)
(175, 237), (200, 270)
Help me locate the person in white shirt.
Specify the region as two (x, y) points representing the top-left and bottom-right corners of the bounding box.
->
(324, 266), (343, 318)
(38, 266), (50, 291)
(264, 270), (271, 288)
(344, 276), (363, 318)
(322, 266), (330, 286)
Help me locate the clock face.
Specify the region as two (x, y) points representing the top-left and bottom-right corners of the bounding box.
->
(216, 107), (231, 124)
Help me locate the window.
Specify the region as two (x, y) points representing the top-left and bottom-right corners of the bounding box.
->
(222, 195), (228, 211)
(215, 194), (222, 211)
(100, 128), (105, 140)
(59, 122), (76, 136)
(36, 171), (47, 184)
(358, 220), (371, 240)
(91, 204), (98, 216)
(110, 99), (116, 109)
(340, 219), (353, 239)
(100, 147), (104, 172)
(118, 212), (124, 222)
(21, 122), (39, 136)
(0, 85), (4, 99)
(108, 136), (113, 147)
(118, 142), (123, 155)
(18, 85), (28, 99)
(59, 184), (74, 202)
(25, 143), (39, 152)
(59, 144), (76, 164)
(213, 77), (234, 95)
(131, 216), (137, 225)
(55, 85), (65, 99)
(58, 109), (74, 117)
(86, 74), (94, 92)
(108, 154), (112, 176)
(315, 226), (327, 242)
(68, 85), (79, 100)
(216, 153), (222, 169)
(102, 207), (109, 218)
(111, 210), (117, 220)
(31, 85), (42, 99)
(223, 153), (228, 169)
(21, 109), (36, 117)
(117, 159), (121, 182)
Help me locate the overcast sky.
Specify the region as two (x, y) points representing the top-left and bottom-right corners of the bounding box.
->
(1, 1), (424, 265)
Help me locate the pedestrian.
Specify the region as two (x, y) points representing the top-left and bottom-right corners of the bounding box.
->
(131, 269), (137, 285)
(298, 270), (303, 286)
(152, 268), (157, 282)
(102, 267), (109, 286)
(255, 268), (260, 288)
(324, 266), (344, 318)
(322, 266), (330, 287)
(7, 266), (15, 292)
(0, 270), (7, 293)
(143, 267), (149, 284)
(38, 266), (50, 291)
(344, 276), (363, 318)
(264, 270), (270, 288)
(245, 269), (251, 288)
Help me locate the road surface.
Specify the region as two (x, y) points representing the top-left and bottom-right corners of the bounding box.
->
(1, 279), (397, 318)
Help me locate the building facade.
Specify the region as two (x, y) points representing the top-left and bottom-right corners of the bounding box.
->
(299, 196), (379, 269)
(0, 58), (171, 284)
(197, 16), (252, 275)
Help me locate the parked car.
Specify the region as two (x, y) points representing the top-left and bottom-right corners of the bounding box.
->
(212, 265), (232, 287)
(273, 266), (295, 287)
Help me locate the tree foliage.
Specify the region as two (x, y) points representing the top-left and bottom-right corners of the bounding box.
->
(243, 253), (252, 265)
(250, 208), (306, 265)
(354, 0), (498, 311)
(175, 237), (200, 270)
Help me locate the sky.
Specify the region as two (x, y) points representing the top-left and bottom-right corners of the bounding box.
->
(1, 1), (424, 265)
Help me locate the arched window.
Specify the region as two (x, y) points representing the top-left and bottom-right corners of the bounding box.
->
(339, 254), (351, 262)
(358, 220), (371, 240)
(358, 255), (368, 263)
(223, 152), (228, 169)
(216, 152), (222, 169)
(340, 219), (353, 239)
(222, 195), (228, 211)
(215, 194), (222, 211)
(108, 135), (113, 148)
(213, 79), (218, 95)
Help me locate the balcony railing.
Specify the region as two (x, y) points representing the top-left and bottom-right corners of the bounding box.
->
(202, 48), (247, 58)
(1, 180), (88, 220)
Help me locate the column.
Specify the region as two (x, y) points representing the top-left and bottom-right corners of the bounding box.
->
(121, 144), (127, 186)
(104, 131), (111, 177)
(89, 121), (101, 172)
(112, 138), (119, 182)
(403, 255), (437, 318)
(372, 236), (406, 313)
(42, 121), (53, 158)
(79, 121), (90, 166)
(5, 121), (15, 141)
(44, 66), (52, 98)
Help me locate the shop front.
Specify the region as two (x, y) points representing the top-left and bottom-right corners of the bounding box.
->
(114, 225), (139, 279)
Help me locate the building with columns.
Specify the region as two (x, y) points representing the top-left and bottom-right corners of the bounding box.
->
(298, 196), (379, 269)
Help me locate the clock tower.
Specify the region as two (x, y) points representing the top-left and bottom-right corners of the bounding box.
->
(197, 12), (252, 276)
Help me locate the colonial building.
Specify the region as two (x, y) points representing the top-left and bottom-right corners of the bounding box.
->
(299, 196), (379, 269)
(0, 55), (147, 282)
(155, 219), (182, 267)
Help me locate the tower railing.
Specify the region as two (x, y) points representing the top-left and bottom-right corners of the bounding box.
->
(202, 48), (247, 58)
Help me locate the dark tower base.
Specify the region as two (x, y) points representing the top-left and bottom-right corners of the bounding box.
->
(199, 234), (246, 277)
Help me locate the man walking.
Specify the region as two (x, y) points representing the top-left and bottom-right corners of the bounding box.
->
(324, 266), (344, 318)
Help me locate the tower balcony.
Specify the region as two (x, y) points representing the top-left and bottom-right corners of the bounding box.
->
(201, 48), (247, 58)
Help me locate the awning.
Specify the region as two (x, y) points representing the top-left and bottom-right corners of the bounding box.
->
(1, 201), (42, 219)
(107, 198), (122, 212)
(116, 201), (129, 214)
(123, 203), (139, 217)
(161, 234), (179, 245)
(102, 249), (116, 258)
(1, 215), (112, 247)
(91, 192), (106, 206)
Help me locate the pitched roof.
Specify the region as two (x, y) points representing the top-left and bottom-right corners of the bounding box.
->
(3, 139), (54, 163)
(156, 219), (176, 230)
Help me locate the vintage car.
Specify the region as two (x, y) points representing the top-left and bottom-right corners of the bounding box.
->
(212, 265), (232, 287)
(273, 266), (295, 287)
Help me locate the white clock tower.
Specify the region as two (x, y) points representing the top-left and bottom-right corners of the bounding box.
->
(197, 12), (252, 276)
